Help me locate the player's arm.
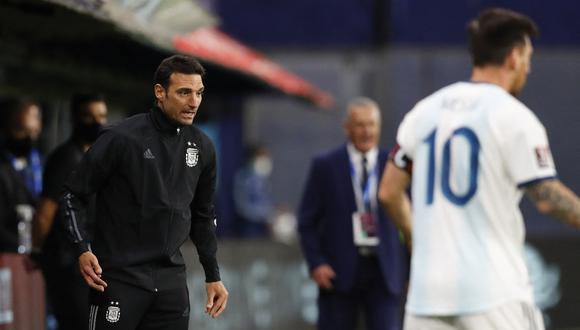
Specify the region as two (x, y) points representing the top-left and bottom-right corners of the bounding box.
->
(378, 161), (412, 248)
(525, 179), (580, 228)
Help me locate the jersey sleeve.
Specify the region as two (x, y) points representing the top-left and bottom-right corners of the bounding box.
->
(396, 105), (420, 161)
(388, 144), (413, 175)
(499, 107), (557, 187)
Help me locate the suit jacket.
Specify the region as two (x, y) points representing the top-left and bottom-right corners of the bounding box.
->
(298, 144), (409, 294)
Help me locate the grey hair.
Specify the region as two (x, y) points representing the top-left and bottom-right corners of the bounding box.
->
(345, 97), (381, 122)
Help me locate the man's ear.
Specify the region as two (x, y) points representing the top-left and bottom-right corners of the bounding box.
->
(154, 84), (165, 101)
(506, 46), (523, 71)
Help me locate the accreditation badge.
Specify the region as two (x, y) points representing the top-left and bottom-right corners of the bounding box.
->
(352, 212), (379, 246)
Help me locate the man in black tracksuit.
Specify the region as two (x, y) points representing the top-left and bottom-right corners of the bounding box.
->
(36, 92), (108, 330)
(61, 55), (228, 330)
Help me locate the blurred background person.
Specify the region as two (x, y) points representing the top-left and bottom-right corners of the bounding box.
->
(233, 144), (275, 238)
(34, 92), (108, 330)
(0, 96), (45, 329)
(0, 98), (43, 201)
(0, 97), (43, 253)
(298, 97), (409, 330)
(269, 204), (299, 245)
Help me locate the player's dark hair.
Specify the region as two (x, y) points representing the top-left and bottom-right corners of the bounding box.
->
(153, 55), (205, 90)
(467, 8), (538, 67)
(70, 92), (105, 123)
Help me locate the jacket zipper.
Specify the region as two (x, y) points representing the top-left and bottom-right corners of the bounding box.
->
(163, 128), (181, 254)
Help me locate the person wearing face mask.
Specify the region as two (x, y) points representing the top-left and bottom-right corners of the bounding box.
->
(0, 97), (46, 329)
(298, 97), (409, 330)
(34, 92), (108, 330)
(233, 145), (275, 237)
(0, 97), (43, 252)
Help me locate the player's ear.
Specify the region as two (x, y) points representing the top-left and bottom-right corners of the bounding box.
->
(154, 84), (166, 101)
(506, 46), (522, 71)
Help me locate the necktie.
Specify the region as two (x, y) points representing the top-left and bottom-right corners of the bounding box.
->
(361, 155), (368, 192)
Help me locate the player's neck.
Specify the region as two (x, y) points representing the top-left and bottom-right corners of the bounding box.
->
(470, 66), (514, 92)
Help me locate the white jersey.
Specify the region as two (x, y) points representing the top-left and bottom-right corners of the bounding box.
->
(396, 82), (557, 315)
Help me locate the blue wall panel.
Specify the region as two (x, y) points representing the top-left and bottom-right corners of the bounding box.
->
(217, 0), (580, 46)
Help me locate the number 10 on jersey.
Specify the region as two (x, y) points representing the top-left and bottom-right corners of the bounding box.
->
(424, 127), (480, 206)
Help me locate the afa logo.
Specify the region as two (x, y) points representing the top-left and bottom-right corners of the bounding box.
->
(105, 302), (121, 323)
(186, 147), (199, 167)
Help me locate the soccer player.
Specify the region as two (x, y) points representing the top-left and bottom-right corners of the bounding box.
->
(378, 8), (580, 330)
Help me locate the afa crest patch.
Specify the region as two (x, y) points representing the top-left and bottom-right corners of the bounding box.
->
(105, 302), (120, 323)
(534, 146), (552, 168)
(186, 148), (199, 167)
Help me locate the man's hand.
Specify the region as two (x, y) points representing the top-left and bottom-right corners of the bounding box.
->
(79, 251), (107, 292)
(205, 281), (228, 318)
(311, 264), (336, 290)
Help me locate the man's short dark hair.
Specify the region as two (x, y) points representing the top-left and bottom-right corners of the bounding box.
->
(70, 92), (105, 122)
(153, 55), (206, 89)
(467, 8), (538, 67)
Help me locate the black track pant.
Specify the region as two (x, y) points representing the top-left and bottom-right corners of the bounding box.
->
(87, 278), (189, 330)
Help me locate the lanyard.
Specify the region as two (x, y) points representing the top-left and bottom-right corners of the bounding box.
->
(349, 158), (379, 214)
(9, 149), (42, 198)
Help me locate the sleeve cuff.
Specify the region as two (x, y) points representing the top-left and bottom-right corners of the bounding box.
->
(389, 144), (413, 175)
(74, 241), (90, 257)
(201, 259), (221, 282)
(516, 175), (557, 188)
(307, 256), (328, 273)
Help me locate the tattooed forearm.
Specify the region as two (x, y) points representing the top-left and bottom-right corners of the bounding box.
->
(525, 179), (580, 228)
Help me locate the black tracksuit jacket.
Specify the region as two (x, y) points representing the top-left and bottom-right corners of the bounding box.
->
(61, 106), (220, 291)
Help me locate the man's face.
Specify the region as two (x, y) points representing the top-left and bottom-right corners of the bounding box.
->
(80, 101), (108, 126)
(154, 73), (204, 126)
(344, 105), (381, 153)
(13, 104), (42, 140)
(510, 37), (533, 95)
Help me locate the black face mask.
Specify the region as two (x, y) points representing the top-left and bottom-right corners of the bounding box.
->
(74, 122), (103, 144)
(5, 136), (34, 158)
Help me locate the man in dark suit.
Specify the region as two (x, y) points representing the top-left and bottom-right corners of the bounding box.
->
(298, 97), (409, 330)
